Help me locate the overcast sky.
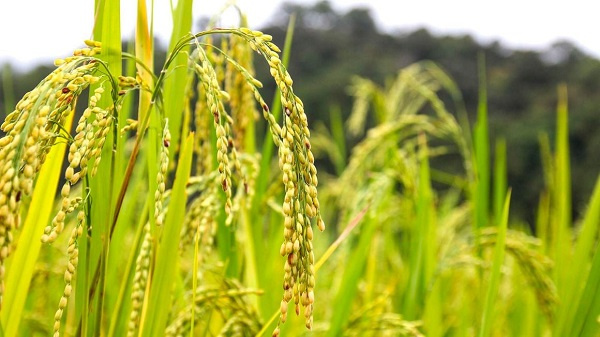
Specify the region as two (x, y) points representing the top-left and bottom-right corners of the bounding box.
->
(0, 0), (597, 70)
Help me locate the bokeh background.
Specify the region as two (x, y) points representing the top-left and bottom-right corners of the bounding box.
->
(1, 0), (599, 225)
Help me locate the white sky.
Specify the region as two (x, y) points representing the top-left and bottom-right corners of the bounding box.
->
(0, 0), (598, 70)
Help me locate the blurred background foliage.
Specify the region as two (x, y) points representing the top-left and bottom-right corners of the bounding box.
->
(1, 0), (599, 225)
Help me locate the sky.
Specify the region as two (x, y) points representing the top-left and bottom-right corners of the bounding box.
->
(0, 0), (598, 70)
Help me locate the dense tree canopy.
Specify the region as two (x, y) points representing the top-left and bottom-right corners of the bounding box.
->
(252, 1), (600, 223)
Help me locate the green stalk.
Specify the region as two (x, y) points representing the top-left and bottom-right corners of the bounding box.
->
(552, 84), (572, 307)
(493, 138), (506, 226)
(417, 135), (441, 337)
(571, 226), (600, 337)
(405, 143), (425, 319)
(134, 0), (157, 239)
(471, 54), (489, 320)
(103, 35), (137, 328)
(473, 52), (490, 233)
(136, 0), (154, 125)
(107, 199), (149, 337)
(84, 0), (122, 335)
(141, 133), (194, 337)
(561, 177), (600, 336)
(163, 0), (193, 160)
(537, 133), (553, 251)
(479, 190), (511, 337)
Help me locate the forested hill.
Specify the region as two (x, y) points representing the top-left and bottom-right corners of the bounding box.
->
(1, 1), (599, 222)
(254, 1), (600, 222)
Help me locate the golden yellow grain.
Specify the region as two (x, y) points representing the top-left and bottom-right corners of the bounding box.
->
(52, 211), (85, 337)
(128, 223), (152, 337)
(191, 46), (236, 220)
(0, 49), (105, 304)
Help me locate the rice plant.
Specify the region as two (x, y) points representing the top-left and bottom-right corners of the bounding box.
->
(1, 1), (599, 336)
(0, 1), (323, 336)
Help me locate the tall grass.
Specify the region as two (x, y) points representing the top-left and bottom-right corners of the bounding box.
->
(0, 1), (599, 336)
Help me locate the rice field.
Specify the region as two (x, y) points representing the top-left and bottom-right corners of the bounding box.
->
(0, 1), (599, 337)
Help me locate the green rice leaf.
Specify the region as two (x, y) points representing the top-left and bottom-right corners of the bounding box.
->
(326, 216), (378, 336)
(493, 138), (506, 226)
(85, 0), (122, 334)
(1, 114), (73, 337)
(141, 132), (194, 337)
(565, 176), (600, 336)
(163, 0), (192, 160)
(473, 53), (490, 232)
(552, 84), (572, 303)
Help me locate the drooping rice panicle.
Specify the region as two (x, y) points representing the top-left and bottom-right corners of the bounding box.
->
(52, 210), (85, 337)
(42, 84), (111, 244)
(0, 43), (107, 305)
(225, 32), (258, 149)
(127, 223), (152, 337)
(233, 28), (324, 330)
(190, 45), (236, 221)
